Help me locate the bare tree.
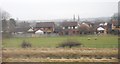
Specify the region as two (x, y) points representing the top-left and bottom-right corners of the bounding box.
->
(16, 21), (30, 33)
(0, 9), (12, 38)
(0, 9), (10, 32)
(0, 9), (10, 20)
(8, 18), (16, 33)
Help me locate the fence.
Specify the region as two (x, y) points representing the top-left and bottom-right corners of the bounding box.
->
(12, 33), (59, 37)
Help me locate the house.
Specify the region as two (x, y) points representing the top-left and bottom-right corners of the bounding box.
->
(81, 22), (93, 27)
(35, 29), (44, 34)
(35, 22), (55, 34)
(111, 19), (120, 35)
(93, 22), (109, 34)
(14, 27), (30, 34)
(60, 21), (79, 35)
(79, 22), (93, 34)
(111, 20), (120, 30)
(27, 28), (34, 33)
(97, 27), (105, 33)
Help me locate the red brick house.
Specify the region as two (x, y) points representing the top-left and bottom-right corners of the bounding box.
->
(111, 20), (120, 30)
(35, 22), (55, 34)
(60, 21), (79, 35)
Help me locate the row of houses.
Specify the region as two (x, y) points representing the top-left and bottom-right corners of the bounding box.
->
(13, 19), (119, 35)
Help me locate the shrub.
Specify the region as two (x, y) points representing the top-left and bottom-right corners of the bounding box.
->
(57, 39), (83, 48)
(21, 40), (32, 48)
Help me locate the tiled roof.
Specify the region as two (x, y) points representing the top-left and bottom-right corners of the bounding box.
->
(36, 22), (55, 28)
(61, 22), (78, 27)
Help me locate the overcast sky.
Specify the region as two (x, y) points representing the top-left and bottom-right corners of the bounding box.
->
(0, 0), (119, 20)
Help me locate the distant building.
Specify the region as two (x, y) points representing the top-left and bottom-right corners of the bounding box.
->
(93, 22), (109, 34)
(111, 20), (120, 30)
(27, 28), (34, 33)
(14, 27), (30, 34)
(35, 22), (55, 34)
(35, 29), (44, 34)
(79, 22), (93, 34)
(110, 19), (120, 35)
(97, 27), (105, 33)
(60, 21), (79, 35)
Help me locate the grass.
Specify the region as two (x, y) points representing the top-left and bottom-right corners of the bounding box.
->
(2, 35), (118, 62)
(2, 35), (118, 48)
(3, 48), (118, 62)
(3, 58), (118, 62)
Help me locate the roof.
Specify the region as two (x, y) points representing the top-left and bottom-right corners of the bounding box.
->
(36, 22), (55, 28)
(35, 30), (44, 34)
(97, 27), (105, 31)
(80, 23), (89, 27)
(61, 22), (78, 27)
(15, 27), (29, 32)
(28, 28), (34, 32)
(112, 20), (118, 26)
(81, 21), (93, 25)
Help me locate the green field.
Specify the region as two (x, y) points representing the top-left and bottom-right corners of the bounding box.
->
(2, 35), (118, 48)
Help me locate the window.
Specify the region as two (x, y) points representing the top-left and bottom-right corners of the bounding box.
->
(63, 27), (65, 29)
(65, 27), (68, 29)
(75, 26), (78, 29)
(68, 27), (70, 29)
(73, 26), (75, 29)
(71, 27), (73, 29)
